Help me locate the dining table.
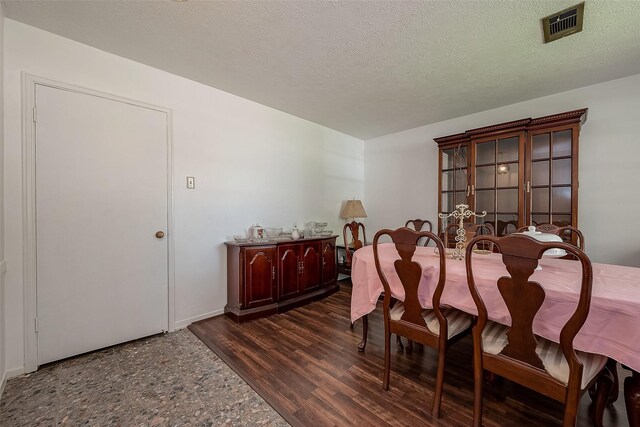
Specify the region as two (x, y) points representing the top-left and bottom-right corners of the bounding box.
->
(350, 242), (640, 425)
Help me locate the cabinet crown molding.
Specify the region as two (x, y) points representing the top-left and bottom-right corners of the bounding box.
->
(434, 108), (587, 145)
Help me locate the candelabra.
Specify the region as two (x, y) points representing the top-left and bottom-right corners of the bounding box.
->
(438, 204), (487, 260)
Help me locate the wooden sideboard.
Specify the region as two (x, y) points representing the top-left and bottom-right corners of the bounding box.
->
(224, 236), (338, 323)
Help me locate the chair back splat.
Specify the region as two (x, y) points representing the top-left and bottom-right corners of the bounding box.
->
(374, 228), (446, 337)
(404, 219), (433, 232)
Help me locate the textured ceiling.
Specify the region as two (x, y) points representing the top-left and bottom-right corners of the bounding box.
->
(4, 0), (640, 139)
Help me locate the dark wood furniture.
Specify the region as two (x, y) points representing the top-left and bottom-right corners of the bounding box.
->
(373, 227), (472, 417)
(338, 221), (367, 277)
(435, 109), (587, 236)
(342, 221), (366, 265)
(465, 234), (613, 427)
(625, 369), (640, 426)
(405, 219), (434, 247)
(225, 236), (338, 322)
(444, 222), (495, 249)
(404, 218), (433, 232)
(336, 244), (352, 277)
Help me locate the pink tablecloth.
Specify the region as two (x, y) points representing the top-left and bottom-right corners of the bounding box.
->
(351, 243), (640, 372)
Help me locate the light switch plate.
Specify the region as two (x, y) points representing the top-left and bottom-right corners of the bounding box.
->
(187, 176), (195, 189)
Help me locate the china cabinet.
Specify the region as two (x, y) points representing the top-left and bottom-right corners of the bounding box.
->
(225, 236), (338, 322)
(435, 109), (587, 235)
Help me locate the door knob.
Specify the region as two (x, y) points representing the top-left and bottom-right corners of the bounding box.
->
(155, 231), (165, 239)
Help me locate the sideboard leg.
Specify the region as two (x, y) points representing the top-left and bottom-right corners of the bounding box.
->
(357, 315), (368, 352)
(624, 369), (640, 427)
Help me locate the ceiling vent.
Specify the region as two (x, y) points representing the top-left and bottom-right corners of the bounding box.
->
(542, 2), (585, 43)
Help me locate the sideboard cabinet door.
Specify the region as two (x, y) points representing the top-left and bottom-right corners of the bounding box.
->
(301, 242), (322, 291)
(321, 240), (336, 286)
(278, 244), (301, 300)
(244, 247), (276, 308)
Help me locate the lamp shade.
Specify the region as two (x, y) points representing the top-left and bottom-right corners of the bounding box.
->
(340, 200), (367, 219)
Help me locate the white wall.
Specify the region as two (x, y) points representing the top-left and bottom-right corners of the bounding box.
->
(0, 3), (7, 399)
(3, 19), (364, 374)
(365, 72), (640, 268)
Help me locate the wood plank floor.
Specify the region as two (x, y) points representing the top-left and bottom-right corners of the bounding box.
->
(189, 284), (629, 427)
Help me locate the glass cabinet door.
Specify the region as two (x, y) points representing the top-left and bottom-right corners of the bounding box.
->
(526, 127), (577, 228)
(439, 145), (469, 231)
(471, 133), (525, 236)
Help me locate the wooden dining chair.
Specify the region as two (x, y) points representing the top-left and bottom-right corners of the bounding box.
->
(344, 221), (367, 335)
(405, 218), (433, 232)
(405, 218), (434, 247)
(465, 234), (613, 427)
(496, 219), (519, 236)
(373, 227), (473, 417)
(444, 222), (474, 248)
(444, 222), (494, 251)
(342, 221), (367, 268)
(396, 219), (435, 352)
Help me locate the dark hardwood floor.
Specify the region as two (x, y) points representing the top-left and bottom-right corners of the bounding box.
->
(189, 284), (629, 427)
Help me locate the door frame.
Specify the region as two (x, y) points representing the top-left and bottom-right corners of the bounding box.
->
(22, 73), (176, 372)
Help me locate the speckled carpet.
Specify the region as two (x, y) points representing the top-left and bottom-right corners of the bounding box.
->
(0, 329), (288, 426)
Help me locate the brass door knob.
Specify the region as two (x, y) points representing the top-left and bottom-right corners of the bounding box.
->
(155, 231), (165, 239)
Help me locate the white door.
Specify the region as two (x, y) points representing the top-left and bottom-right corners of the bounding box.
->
(35, 84), (169, 365)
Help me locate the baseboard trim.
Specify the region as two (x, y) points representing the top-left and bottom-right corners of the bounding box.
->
(6, 367), (25, 379)
(174, 309), (223, 330)
(2, 366), (26, 399)
(0, 369), (6, 401)
(0, 261), (6, 401)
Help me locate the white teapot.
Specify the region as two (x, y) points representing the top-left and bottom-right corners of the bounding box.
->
(251, 224), (265, 240)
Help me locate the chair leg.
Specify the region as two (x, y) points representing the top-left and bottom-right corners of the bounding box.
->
(563, 392), (580, 427)
(590, 359), (619, 405)
(562, 410), (578, 427)
(432, 345), (447, 418)
(590, 367), (614, 427)
(472, 367), (483, 427)
(607, 359), (619, 404)
(624, 370), (640, 427)
(357, 315), (368, 352)
(406, 339), (413, 354)
(562, 401), (578, 427)
(383, 330), (391, 391)
(484, 371), (500, 386)
(396, 335), (404, 353)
